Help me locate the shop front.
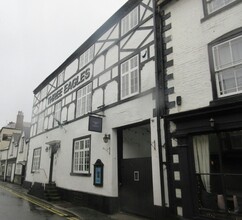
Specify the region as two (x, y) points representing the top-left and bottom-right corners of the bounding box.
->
(167, 101), (242, 220)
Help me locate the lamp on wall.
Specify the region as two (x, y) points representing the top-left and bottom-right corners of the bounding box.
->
(103, 134), (111, 143)
(209, 118), (215, 128)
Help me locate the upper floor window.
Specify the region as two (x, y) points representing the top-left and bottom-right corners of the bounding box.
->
(76, 83), (92, 117)
(31, 148), (41, 172)
(121, 55), (139, 99)
(121, 6), (139, 36)
(212, 34), (242, 97)
(204, 0), (238, 16)
(80, 46), (94, 70)
(2, 134), (11, 141)
(72, 136), (91, 174)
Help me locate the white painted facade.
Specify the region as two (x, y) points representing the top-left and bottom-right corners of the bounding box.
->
(160, 0), (242, 219)
(163, 0), (242, 114)
(25, 0), (165, 216)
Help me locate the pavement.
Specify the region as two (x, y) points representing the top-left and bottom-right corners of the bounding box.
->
(0, 181), (149, 220)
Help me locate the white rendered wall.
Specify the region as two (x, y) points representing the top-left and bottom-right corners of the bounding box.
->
(26, 93), (155, 197)
(164, 0), (242, 114)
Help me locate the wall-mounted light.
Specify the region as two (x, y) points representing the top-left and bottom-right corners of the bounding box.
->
(176, 96), (182, 106)
(45, 146), (49, 152)
(209, 118), (215, 128)
(103, 134), (111, 143)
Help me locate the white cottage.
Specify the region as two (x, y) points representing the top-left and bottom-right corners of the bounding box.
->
(25, 0), (169, 218)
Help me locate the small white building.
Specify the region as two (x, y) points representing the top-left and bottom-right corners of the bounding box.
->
(0, 111), (30, 183)
(14, 127), (30, 185)
(25, 0), (169, 218)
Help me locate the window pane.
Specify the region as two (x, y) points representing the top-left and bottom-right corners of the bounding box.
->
(219, 69), (237, 94)
(121, 55), (139, 99)
(207, 0), (235, 14)
(235, 66), (242, 91)
(122, 74), (129, 97)
(213, 42), (232, 70)
(122, 61), (129, 74)
(76, 83), (92, 117)
(231, 36), (242, 65)
(131, 70), (138, 94)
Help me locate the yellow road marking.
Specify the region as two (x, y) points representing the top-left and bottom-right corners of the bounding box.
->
(0, 185), (77, 219)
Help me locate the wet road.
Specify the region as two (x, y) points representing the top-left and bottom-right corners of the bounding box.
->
(0, 185), (71, 220)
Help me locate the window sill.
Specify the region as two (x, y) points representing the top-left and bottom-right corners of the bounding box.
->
(70, 172), (91, 177)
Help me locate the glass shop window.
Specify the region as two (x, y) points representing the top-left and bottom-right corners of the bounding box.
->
(193, 131), (242, 218)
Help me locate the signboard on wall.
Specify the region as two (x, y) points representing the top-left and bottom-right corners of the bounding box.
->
(88, 115), (102, 133)
(47, 65), (93, 107)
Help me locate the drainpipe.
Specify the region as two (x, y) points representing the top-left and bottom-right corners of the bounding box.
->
(153, 0), (171, 208)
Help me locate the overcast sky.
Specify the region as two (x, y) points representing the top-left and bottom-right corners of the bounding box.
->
(0, 0), (128, 128)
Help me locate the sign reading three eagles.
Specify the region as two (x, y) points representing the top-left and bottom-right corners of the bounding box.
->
(47, 67), (91, 106)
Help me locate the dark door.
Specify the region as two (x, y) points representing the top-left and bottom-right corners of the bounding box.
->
(49, 144), (59, 183)
(120, 157), (153, 217)
(118, 123), (153, 218)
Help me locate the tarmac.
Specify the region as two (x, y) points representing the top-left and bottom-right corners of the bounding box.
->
(0, 181), (150, 220)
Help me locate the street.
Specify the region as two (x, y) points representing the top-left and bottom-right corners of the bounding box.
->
(0, 184), (77, 220)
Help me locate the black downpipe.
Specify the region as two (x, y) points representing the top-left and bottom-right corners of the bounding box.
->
(153, 0), (167, 208)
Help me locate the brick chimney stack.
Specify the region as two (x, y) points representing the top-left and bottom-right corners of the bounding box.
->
(15, 111), (24, 130)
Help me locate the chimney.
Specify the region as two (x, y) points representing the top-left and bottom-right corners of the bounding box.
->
(15, 111), (24, 130)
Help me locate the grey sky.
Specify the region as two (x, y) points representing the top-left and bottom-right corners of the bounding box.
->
(0, 0), (128, 128)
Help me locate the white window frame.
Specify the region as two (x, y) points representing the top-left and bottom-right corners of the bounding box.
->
(72, 137), (91, 174)
(206, 0), (236, 14)
(121, 55), (139, 99)
(79, 45), (94, 69)
(121, 6), (139, 36)
(76, 83), (92, 118)
(31, 148), (41, 172)
(212, 35), (242, 97)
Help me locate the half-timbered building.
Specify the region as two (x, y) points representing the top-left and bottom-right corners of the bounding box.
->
(25, 0), (170, 218)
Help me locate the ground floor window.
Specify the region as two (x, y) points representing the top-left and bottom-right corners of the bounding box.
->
(193, 131), (242, 219)
(72, 136), (91, 175)
(31, 148), (41, 172)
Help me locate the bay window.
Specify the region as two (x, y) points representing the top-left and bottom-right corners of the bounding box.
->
(193, 131), (242, 217)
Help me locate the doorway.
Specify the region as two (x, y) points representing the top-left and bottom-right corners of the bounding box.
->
(118, 122), (153, 218)
(47, 141), (60, 183)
